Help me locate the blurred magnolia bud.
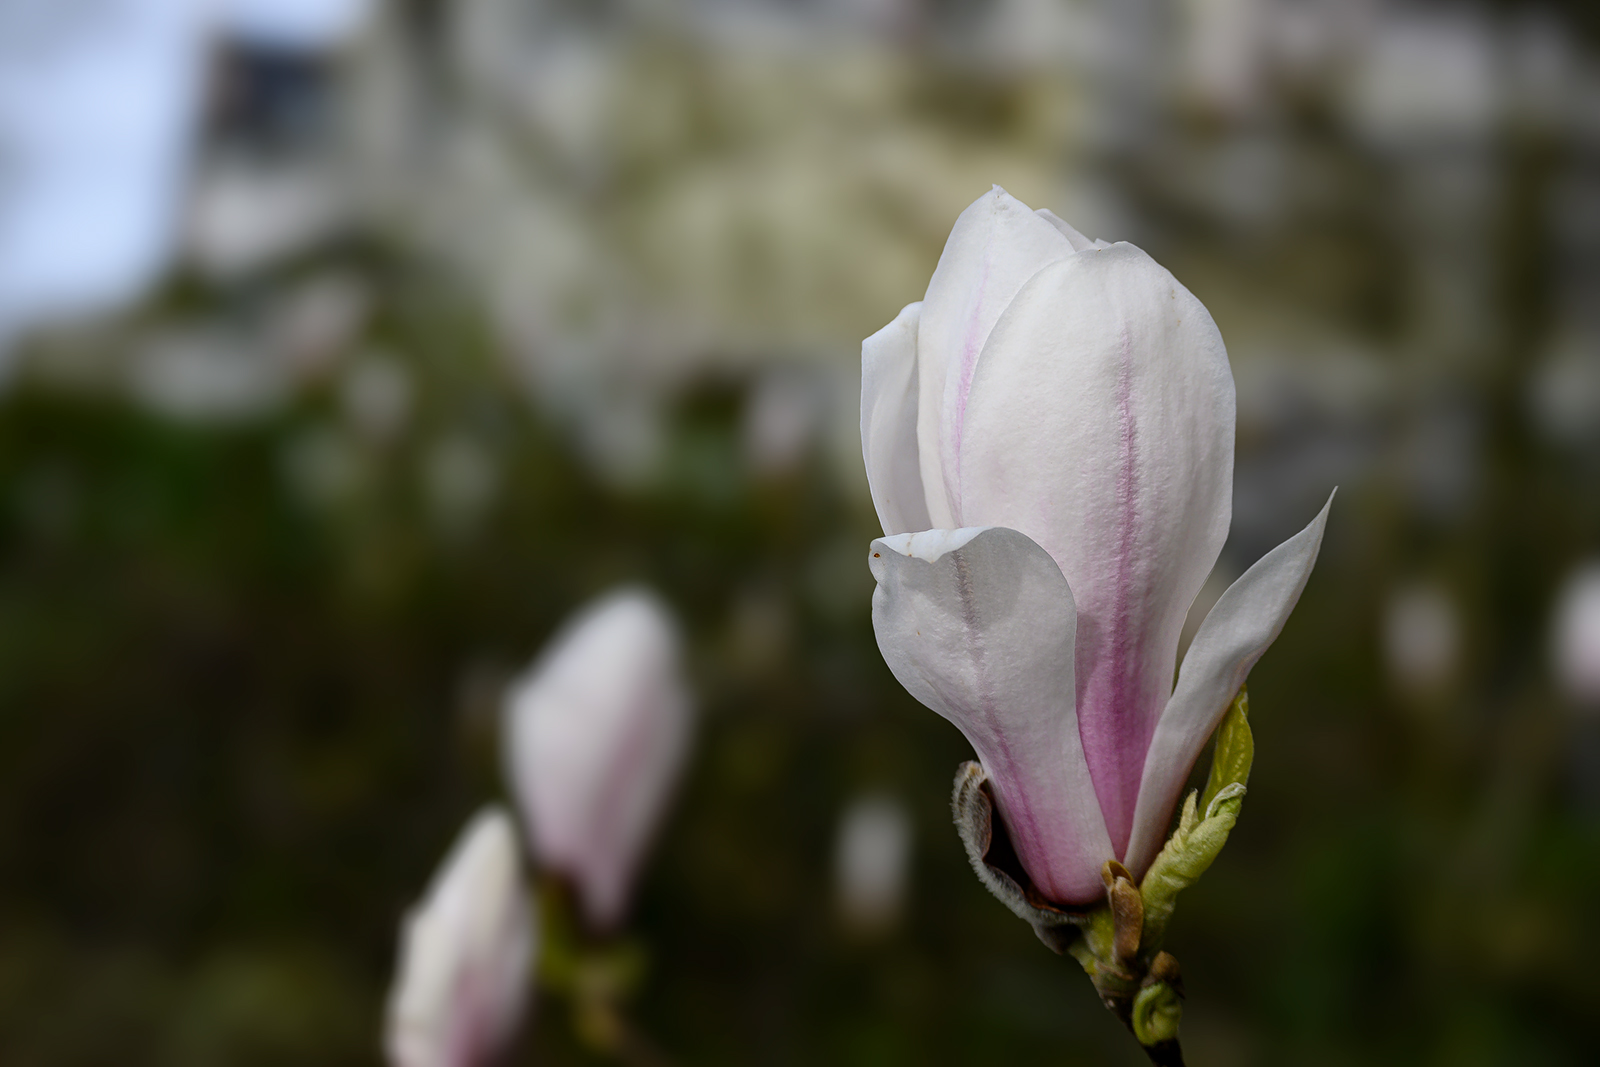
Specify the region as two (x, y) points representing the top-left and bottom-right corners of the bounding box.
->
(503, 590), (693, 929)
(385, 807), (536, 1067)
(834, 794), (912, 935)
(1553, 564), (1600, 707)
(1382, 582), (1460, 696)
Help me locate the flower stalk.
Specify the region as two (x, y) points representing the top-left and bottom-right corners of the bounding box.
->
(536, 880), (672, 1067)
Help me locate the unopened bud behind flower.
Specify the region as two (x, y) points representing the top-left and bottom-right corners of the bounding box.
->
(385, 807), (535, 1067)
(502, 588), (693, 929)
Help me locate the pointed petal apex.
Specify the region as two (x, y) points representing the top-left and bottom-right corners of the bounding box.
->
(915, 187), (1077, 528)
(1124, 491), (1334, 877)
(1034, 208), (1097, 251)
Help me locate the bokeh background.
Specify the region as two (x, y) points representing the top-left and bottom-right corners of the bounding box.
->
(4, 0), (1600, 1063)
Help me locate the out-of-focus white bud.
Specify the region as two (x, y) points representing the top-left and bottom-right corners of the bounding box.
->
(1382, 582), (1461, 696)
(1553, 564), (1600, 708)
(834, 794), (912, 935)
(503, 590), (693, 929)
(385, 807), (536, 1067)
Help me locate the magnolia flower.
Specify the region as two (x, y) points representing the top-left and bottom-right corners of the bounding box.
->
(503, 589), (693, 928)
(862, 187), (1331, 906)
(385, 807), (536, 1067)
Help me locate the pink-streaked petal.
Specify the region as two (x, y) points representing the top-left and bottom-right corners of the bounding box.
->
(1123, 492), (1334, 878)
(385, 807), (535, 1067)
(955, 244), (1236, 860)
(861, 301), (930, 535)
(502, 590), (692, 930)
(869, 525), (1113, 905)
(915, 186), (1077, 528)
(1035, 208), (1097, 251)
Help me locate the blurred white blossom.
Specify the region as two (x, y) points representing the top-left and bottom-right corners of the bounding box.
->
(1528, 332), (1600, 447)
(270, 272), (372, 378)
(129, 327), (286, 422)
(1343, 8), (1500, 144)
(1382, 582), (1461, 696)
(186, 160), (352, 281)
(502, 589), (693, 929)
(1177, 0), (1268, 117)
(385, 807), (536, 1067)
(1553, 564), (1600, 708)
(834, 794), (912, 935)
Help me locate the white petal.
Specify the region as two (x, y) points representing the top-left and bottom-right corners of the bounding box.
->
(955, 243), (1236, 859)
(870, 525), (1113, 904)
(502, 590), (692, 929)
(385, 807), (535, 1067)
(1123, 492), (1334, 878)
(915, 186), (1077, 529)
(861, 301), (930, 535)
(1034, 208), (1098, 251)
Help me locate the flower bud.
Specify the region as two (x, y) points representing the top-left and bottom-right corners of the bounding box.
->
(863, 187), (1331, 904)
(385, 807), (535, 1067)
(503, 589), (693, 929)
